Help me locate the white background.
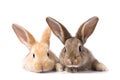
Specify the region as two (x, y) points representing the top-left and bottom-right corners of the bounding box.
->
(0, 0), (120, 80)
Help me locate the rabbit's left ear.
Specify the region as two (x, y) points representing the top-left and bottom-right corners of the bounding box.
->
(40, 27), (51, 47)
(76, 16), (99, 44)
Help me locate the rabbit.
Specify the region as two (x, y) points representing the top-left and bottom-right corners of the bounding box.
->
(46, 16), (107, 72)
(12, 24), (61, 73)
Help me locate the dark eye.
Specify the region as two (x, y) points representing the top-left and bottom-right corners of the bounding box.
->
(47, 52), (50, 57)
(64, 47), (66, 53)
(33, 53), (35, 58)
(79, 46), (82, 52)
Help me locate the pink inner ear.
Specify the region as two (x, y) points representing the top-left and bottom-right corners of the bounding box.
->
(46, 17), (62, 38)
(54, 26), (62, 37)
(84, 20), (96, 38)
(15, 26), (28, 43)
(48, 21), (62, 38)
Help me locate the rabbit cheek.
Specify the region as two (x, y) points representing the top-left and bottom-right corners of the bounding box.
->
(23, 62), (40, 72)
(23, 56), (43, 72)
(76, 57), (83, 67)
(23, 59), (40, 72)
(32, 63), (42, 72)
(64, 58), (71, 66)
(64, 58), (77, 67)
(63, 56), (82, 68)
(32, 60), (54, 72)
(43, 60), (54, 72)
(23, 62), (31, 71)
(23, 56), (34, 72)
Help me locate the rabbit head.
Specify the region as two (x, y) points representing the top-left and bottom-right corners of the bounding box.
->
(46, 16), (98, 68)
(12, 24), (58, 72)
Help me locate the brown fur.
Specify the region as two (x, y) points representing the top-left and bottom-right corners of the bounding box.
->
(46, 16), (107, 72)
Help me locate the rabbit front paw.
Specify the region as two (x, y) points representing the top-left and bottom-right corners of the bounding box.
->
(65, 67), (78, 73)
(56, 63), (63, 72)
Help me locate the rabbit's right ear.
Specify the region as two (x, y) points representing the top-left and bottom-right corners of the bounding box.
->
(46, 17), (72, 44)
(12, 24), (36, 49)
(76, 16), (99, 44)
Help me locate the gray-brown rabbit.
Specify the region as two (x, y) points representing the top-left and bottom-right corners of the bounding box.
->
(46, 16), (107, 72)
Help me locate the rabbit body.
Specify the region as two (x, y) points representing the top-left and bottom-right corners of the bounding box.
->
(12, 24), (59, 72)
(46, 16), (107, 72)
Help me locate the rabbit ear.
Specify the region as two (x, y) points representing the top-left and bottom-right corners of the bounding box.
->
(76, 16), (99, 44)
(40, 27), (51, 46)
(46, 17), (72, 44)
(12, 24), (36, 49)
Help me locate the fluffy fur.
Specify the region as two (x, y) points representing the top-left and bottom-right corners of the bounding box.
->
(12, 24), (59, 72)
(46, 16), (107, 72)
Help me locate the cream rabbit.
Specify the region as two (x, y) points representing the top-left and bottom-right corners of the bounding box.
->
(12, 24), (60, 72)
(46, 16), (107, 72)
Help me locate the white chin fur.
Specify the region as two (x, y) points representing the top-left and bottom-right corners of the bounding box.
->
(66, 65), (79, 68)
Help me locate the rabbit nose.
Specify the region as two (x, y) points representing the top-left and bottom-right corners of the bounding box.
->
(70, 57), (76, 64)
(71, 61), (76, 65)
(71, 61), (74, 65)
(40, 65), (47, 73)
(71, 59), (78, 65)
(40, 66), (43, 72)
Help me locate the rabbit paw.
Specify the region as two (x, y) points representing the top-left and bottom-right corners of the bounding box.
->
(65, 67), (78, 73)
(65, 67), (72, 72)
(56, 63), (63, 72)
(72, 68), (78, 73)
(96, 63), (108, 71)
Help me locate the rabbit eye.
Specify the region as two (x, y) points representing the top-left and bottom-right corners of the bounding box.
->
(64, 47), (66, 53)
(33, 53), (35, 58)
(79, 46), (82, 52)
(47, 52), (50, 57)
